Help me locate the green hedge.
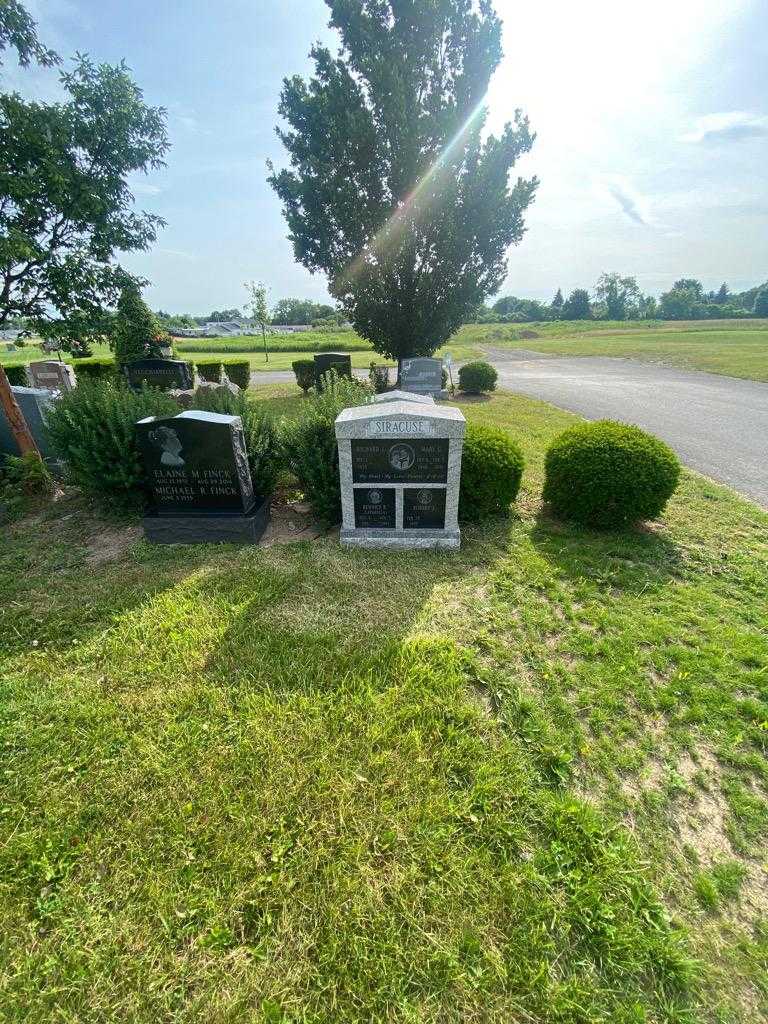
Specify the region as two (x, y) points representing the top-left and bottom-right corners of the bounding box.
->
(292, 359), (316, 394)
(70, 357), (117, 382)
(459, 424), (524, 521)
(3, 365), (28, 386)
(220, 359), (250, 389)
(194, 359), (223, 383)
(543, 420), (681, 528)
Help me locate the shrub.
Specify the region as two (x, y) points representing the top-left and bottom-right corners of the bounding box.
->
(221, 359), (250, 390)
(3, 365), (28, 386)
(369, 362), (390, 393)
(190, 388), (281, 498)
(458, 361), (498, 394)
(0, 452), (53, 521)
(195, 359), (223, 383)
(281, 372), (373, 526)
(112, 282), (165, 368)
(543, 420), (680, 528)
(71, 357), (117, 382)
(45, 380), (179, 508)
(459, 424), (524, 522)
(292, 359), (316, 394)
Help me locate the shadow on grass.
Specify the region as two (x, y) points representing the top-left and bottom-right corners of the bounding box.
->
(529, 508), (684, 594)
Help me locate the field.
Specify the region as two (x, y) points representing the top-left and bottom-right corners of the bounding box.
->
(1, 385), (767, 1022)
(3, 319), (768, 380)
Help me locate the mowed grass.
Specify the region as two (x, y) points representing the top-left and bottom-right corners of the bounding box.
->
(1, 386), (767, 1022)
(455, 319), (768, 381)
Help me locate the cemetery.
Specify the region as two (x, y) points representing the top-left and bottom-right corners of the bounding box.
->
(2, 1), (768, 1021)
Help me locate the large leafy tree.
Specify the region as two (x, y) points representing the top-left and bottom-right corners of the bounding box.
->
(269, 0), (537, 364)
(561, 288), (592, 321)
(0, 0), (58, 68)
(0, 29), (169, 349)
(595, 272), (641, 321)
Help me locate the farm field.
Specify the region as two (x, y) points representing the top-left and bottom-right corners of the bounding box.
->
(1, 385), (767, 1022)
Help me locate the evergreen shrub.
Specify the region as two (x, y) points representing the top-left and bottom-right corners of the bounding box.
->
(292, 359), (316, 394)
(458, 361), (498, 394)
(45, 380), (179, 508)
(4, 365), (28, 386)
(195, 359), (223, 383)
(459, 424), (524, 522)
(543, 420), (681, 528)
(221, 360), (250, 390)
(281, 372), (372, 526)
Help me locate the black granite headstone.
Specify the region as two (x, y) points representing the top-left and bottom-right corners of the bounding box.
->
(403, 488), (446, 529)
(126, 358), (193, 392)
(314, 352), (352, 389)
(137, 411), (255, 517)
(354, 487), (396, 529)
(351, 438), (449, 484)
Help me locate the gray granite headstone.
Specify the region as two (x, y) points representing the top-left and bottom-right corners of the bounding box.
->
(335, 399), (466, 549)
(0, 386), (59, 463)
(126, 358), (193, 392)
(136, 410), (269, 544)
(27, 360), (76, 393)
(371, 389), (435, 405)
(400, 357), (445, 398)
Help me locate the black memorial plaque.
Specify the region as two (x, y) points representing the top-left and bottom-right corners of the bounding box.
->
(400, 357), (443, 394)
(126, 358), (193, 392)
(403, 487), (446, 529)
(353, 486), (396, 529)
(137, 411), (255, 516)
(351, 438), (448, 484)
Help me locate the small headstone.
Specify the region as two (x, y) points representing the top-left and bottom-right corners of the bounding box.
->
(335, 399), (465, 549)
(400, 357), (446, 398)
(0, 386), (60, 464)
(372, 389), (434, 405)
(125, 358), (193, 392)
(314, 352), (352, 389)
(136, 410), (269, 544)
(27, 360), (76, 393)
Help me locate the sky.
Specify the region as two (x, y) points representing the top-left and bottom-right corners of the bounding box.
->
(5, 0), (768, 313)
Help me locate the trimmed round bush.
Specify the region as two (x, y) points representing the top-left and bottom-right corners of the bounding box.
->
(459, 423), (524, 522)
(292, 358), (316, 394)
(458, 360), (497, 394)
(543, 420), (680, 528)
(221, 359), (250, 390)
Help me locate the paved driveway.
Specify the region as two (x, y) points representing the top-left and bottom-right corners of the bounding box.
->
(252, 353), (768, 508)
(484, 348), (768, 509)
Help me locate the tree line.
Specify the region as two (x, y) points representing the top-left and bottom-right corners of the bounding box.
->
(153, 298), (347, 330)
(473, 274), (768, 323)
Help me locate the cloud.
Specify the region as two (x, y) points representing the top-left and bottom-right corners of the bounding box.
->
(168, 105), (212, 136)
(131, 182), (163, 196)
(600, 176), (650, 226)
(680, 111), (768, 144)
(158, 249), (196, 261)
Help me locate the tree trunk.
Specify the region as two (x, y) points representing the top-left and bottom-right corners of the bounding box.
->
(0, 365), (41, 460)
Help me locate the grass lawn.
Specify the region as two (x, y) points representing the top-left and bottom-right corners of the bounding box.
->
(1, 385), (767, 1022)
(454, 319), (768, 381)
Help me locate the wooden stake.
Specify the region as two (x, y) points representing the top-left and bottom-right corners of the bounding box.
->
(0, 365), (41, 459)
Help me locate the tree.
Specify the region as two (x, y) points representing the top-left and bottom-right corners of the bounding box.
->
(269, 0), (537, 366)
(672, 278), (703, 298)
(0, 52), (169, 348)
(0, 0), (58, 68)
(112, 281), (165, 368)
(271, 298), (337, 325)
(595, 273), (641, 321)
(659, 282), (706, 320)
(753, 288), (768, 318)
(715, 282), (729, 304)
(245, 281), (270, 363)
(209, 308), (241, 322)
(551, 288), (563, 316)
(561, 289), (591, 320)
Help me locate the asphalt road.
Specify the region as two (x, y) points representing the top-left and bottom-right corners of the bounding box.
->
(252, 352), (768, 508)
(484, 348), (768, 509)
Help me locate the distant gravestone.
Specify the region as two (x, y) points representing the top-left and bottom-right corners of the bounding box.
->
(136, 410), (269, 544)
(0, 386), (60, 464)
(314, 352), (352, 389)
(371, 389), (434, 405)
(400, 357), (445, 398)
(125, 358), (193, 392)
(27, 360), (76, 393)
(335, 398), (465, 549)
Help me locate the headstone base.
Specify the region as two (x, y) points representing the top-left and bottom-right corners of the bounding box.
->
(340, 527), (460, 550)
(143, 497), (270, 545)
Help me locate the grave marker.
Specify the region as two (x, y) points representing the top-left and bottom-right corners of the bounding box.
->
(400, 357), (446, 398)
(335, 398), (465, 549)
(314, 352), (352, 389)
(27, 360), (76, 393)
(136, 410), (269, 544)
(126, 358), (193, 392)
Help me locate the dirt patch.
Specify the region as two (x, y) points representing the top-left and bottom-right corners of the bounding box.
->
(259, 493), (324, 547)
(85, 525), (142, 566)
(518, 329), (540, 340)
